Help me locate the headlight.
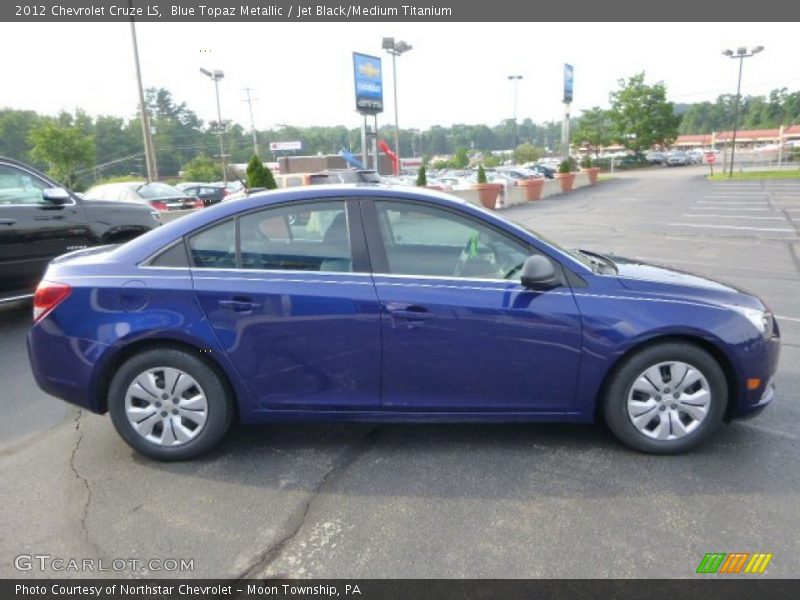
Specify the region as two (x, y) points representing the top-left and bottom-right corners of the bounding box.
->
(729, 306), (774, 338)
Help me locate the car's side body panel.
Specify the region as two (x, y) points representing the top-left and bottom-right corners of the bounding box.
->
(27, 185), (780, 431)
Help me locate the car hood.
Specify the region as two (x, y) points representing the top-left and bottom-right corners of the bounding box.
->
(609, 254), (765, 311)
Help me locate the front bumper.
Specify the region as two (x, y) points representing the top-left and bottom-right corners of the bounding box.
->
(733, 334), (780, 419)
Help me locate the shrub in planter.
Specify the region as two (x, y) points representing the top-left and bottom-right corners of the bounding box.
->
(472, 164), (502, 209)
(516, 177), (545, 201)
(555, 159), (577, 192)
(580, 155), (601, 185)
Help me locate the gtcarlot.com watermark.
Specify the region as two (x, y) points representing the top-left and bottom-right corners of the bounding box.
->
(14, 554), (194, 573)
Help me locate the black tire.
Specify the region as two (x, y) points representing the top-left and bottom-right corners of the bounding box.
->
(602, 342), (727, 454)
(108, 348), (233, 461)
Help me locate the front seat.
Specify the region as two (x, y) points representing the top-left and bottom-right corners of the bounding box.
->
(319, 212), (352, 272)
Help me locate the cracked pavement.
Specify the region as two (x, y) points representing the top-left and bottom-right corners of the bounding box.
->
(1, 167), (799, 578)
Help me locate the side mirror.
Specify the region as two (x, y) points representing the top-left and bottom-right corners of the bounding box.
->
(42, 187), (71, 204)
(520, 255), (560, 290)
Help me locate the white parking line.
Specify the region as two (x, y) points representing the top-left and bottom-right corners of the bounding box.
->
(691, 207), (772, 211)
(667, 223), (796, 233)
(697, 201), (769, 205)
(681, 214), (785, 220)
(776, 315), (800, 323)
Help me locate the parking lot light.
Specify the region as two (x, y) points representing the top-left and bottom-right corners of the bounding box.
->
(200, 67), (228, 185)
(721, 45), (765, 177)
(383, 37), (413, 172)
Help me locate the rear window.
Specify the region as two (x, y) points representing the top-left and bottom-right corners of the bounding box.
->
(137, 183), (185, 199)
(149, 241), (190, 268)
(188, 219), (236, 269)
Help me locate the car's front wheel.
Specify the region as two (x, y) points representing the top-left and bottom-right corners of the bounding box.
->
(603, 342), (727, 454)
(108, 348), (233, 461)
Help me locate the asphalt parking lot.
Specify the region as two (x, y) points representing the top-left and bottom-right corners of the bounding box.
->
(1, 166), (798, 579)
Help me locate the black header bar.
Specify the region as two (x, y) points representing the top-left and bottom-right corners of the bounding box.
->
(2, 0), (799, 22)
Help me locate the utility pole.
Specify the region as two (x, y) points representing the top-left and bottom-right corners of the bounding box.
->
(508, 75), (522, 164)
(243, 87), (259, 157)
(128, 3), (157, 181)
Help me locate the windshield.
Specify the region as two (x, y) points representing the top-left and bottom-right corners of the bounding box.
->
(513, 222), (596, 270)
(135, 182), (185, 199)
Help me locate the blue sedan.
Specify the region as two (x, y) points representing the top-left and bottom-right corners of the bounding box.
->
(27, 185), (780, 460)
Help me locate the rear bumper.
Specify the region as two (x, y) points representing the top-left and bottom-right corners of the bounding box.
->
(27, 321), (109, 413)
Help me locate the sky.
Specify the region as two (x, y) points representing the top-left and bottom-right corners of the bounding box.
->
(1, 22), (798, 132)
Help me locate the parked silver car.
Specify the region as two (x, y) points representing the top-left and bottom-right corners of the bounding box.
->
(666, 152), (691, 167)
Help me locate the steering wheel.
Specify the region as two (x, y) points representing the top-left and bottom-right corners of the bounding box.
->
(453, 234), (498, 277)
(453, 237), (474, 277)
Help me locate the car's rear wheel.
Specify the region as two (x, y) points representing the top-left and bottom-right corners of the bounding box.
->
(108, 348), (233, 461)
(603, 342), (727, 454)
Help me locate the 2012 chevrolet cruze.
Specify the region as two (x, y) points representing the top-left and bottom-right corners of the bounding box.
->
(28, 185), (780, 460)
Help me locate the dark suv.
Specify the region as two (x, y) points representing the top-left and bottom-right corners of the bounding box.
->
(0, 157), (160, 303)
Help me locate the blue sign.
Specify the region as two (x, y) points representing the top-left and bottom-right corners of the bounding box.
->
(564, 63), (574, 104)
(353, 52), (383, 114)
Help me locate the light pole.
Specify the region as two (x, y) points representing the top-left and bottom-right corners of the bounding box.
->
(382, 37), (412, 173)
(200, 67), (228, 185)
(508, 75), (522, 164)
(722, 45), (764, 177)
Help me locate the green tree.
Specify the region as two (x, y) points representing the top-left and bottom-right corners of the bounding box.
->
(572, 107), (613, 156)
(263, 164), (277, 190)
(28, 119), (95, 188)
(514, 143), (542, 164)
(477, 164), (488, 184)
(609, 72), (681, 158)
(182, 154), (221, 182)
(416, 165), (427, 186)
(482, 153), (502, 168)
(452, 147), (470, 169)
(246, 155), (277, 189)
(0, 109), (42, 162)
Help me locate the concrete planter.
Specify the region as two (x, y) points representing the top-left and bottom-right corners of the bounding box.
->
(555, 173), (576, 192)
(473, 183), (502, 209)
(516, 178), (545, 201)
(581, 167), (601, 185)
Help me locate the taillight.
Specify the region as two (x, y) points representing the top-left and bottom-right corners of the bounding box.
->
(193, 199), (204, 209)
(33, 281), (72, 323)
(150, 200), (168, 211)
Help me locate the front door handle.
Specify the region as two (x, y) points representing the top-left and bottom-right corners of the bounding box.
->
(385, 303), (435, 321)
(219, 298), (260, 312)
(0, 219), (16, 226)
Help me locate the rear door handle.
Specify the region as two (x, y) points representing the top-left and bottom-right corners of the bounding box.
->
(0, 219), (16, 226)
(219, 298), (260, 312)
